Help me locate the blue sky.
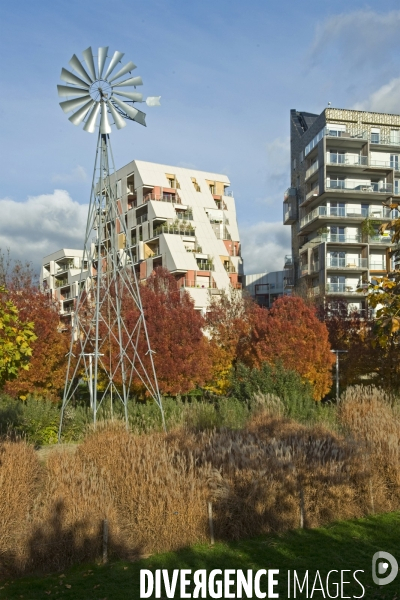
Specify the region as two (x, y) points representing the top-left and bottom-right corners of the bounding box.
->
(1, 0), (400, 272)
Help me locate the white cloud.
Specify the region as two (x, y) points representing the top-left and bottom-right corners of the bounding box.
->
(310, 10), (400, 69)
(240, 221), (291, 274)
(257, 136), (289, 207)
(0, 190), (88, 272)
(353, 77), (400, 114)
(52, 166), (87, 184)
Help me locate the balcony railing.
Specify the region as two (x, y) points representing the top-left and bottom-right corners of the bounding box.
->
(311, 261), (320, 272)
(370, 159), (400, 170)
(369, 134), (400, 146)
(153, 223), (196, 237)
(305, 161), (318, 180)
(300, 266), (309, 276)
(326, 283), (359, 293)
(324, 234), (362, 243)
(369, 263), (386, 270)
(143, 192), (182, 205)
(326, 180), (393, 193)
(55, 279), (69, 288)
(368, 235), (392, 244)
(326, 155), (368, 167)
(326, 257), (368, 269)
(306, 186), (319, 202)
(197, 263), (213, 271)
(300, 205), (394, 228)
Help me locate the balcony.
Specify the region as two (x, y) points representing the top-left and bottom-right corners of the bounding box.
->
(306, 186), (319, 202)
(284, 209), (296, 224)
(153, 221), (196, 237)
(197, 262), (213, 271)
(369, 134), (400, 147)
(326, 283), (360, 294)
(305, 161), (319, 180)
(326, 155), (368, 167)
(369, 262), (386, 271)
(369, 159), (400, 170)
(325, 234), (362, 243)
(368, 235), (392, 245)
(311, 261), (320, 272)
(55, 279), (69, 288)
(326, 180), (393, 194)
(143, 192), (182, 205)
(300, 205), (394, 229)
(326, 257), (368, 269)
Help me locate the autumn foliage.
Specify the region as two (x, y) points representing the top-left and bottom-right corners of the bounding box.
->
(207, 293), (334, 400)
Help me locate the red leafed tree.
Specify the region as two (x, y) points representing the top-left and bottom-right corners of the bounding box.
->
(3, 261), (69, 400)
(245, 296), (335, 400)
(120, 268), (212, 396)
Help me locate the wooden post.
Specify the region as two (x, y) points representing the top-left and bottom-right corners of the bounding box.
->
(369, 479), (375, 515)
(103, 519), (109, 563)
(299, 486), (305, 529)
(208, 502), (215, 545)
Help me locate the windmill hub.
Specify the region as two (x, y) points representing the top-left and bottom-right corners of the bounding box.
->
(89, 79), (112, 101)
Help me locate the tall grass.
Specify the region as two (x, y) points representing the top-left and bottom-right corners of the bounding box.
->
(1, 385), (400, 576)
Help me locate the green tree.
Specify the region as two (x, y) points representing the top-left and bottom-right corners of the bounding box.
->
(0, 286), (37, 388)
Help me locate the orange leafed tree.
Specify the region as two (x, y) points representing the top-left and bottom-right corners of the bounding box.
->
(246, 296), (334, 400)
(120, 268), (212, 396)
(3, 263), (69, 400)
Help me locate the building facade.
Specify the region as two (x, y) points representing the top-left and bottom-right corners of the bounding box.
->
(42, 160), (243, 318)
(284, 107), (400, 312)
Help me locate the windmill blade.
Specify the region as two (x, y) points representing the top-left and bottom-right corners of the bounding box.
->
(98, 46), (109, 78)
(83, 102), (101, 133)
(108, 61), (137, 84)
(61, 68), (90, 89)
(100, 102), (111, 134)
(82, 46), (97, 81)
(106, 99), (127, 129)
(68, 54), (93, 84)
(112, 76), (143, 88)
(57, 84), (91, 98)
(112, 97), (146, 126)
(113, 90), (143, 102)
(146, 96), (161, 106)
(104, 50), (124, 80)
(69, 99), (95, 126)
(60, 95), (91, 114)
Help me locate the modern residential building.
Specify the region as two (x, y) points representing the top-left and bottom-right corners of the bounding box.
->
(284, 107), (400, 312)
(243, 256), (293, 307)
(41, 160), (243, 318)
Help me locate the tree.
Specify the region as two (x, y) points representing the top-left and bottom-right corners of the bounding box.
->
(0, 286), (37, 389)
(205, 290), (259, 394)
(245, 296), (335, 400)
(120, 268), (212, 396)
(1, 254), (69, 400)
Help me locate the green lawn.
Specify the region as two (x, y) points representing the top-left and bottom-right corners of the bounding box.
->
(1, 512), (399, 599)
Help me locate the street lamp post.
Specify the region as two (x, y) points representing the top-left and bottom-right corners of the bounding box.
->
(331, 349), (348, 400)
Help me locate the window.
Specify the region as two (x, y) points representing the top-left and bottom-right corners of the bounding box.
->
(293, 158), (297, 170)
(329, 178), (345, 189)
(209, 184), (215, 194)
(330, 202), (345, 217)
(371, 128), (380, 144)
(330, 152), (345, 164)
(330, 226), (345, 242)
(390, 130), (400, 145)
(326, 123), (347, 137)
(329, 251), (345, 267)
(391, 155), (399, 170)
(395, 179), (400, 195)
(329, 275), (346, 292)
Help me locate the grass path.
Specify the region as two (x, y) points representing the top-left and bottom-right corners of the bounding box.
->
(1, 512), (399, 599)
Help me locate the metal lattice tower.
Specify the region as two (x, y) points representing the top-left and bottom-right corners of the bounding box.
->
(57, 47), (165, 437)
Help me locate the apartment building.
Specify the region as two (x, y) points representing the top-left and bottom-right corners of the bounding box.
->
(41, 161), (243, 318)
(284, 107), (400, 312)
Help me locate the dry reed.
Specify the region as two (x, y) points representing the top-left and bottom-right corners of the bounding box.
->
(1, 386), (400, 576)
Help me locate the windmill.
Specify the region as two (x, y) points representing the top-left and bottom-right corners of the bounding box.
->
(57, 46), (165, 437)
